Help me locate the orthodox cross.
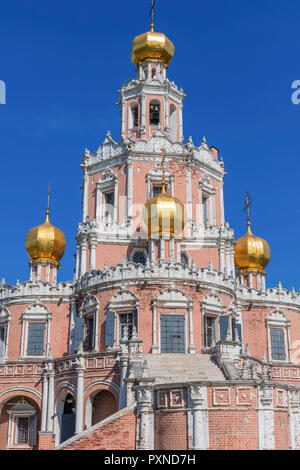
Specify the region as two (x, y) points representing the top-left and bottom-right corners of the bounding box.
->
(47, 183), (50, 215)
(244, 192), (252, 226)
(149, 0), (156, 32)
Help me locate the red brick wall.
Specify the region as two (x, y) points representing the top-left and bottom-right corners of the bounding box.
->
(208, 410), (258, 450)
(63, 410), (137, 450)
(154, 411), (188, 450)
(274, 411), (290, 450)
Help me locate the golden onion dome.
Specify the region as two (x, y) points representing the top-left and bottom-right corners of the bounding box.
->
(141, 186), (185, 239)
(130, 30), (175, 67)
(234, 221), (271, 274)
(25, 209), (66, 267)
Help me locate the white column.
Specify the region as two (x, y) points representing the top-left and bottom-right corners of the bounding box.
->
(95, 183), (102, 223)
(230, 247), (235, 278)
(152, 304), (159, 354)
(186, 161), (193, 234)
(225, 245), (231, 275)
(140, 93), (146, 135)
(41, 371), (49, 432)
(46, 318), (51, 356)
(75, 243), (81, 279)
(198, 185), (203, 227)
(46, 370), (54, 432)
(75, 361), (85, 434)
(126, 157), (133, 224)
(120, 96), (126, 140)
(89, 239), (97, 271)
(219, 242), (225, 273)
(137, 389), (152, 450)
(80, 240), (87, 277)
(177, 240), (181, 262)
(190, 385), (208, 450)
(82, 170), (89, 222)
(258, 386), (275, 450)
(220, 181), (225, 225)
(188, 305), (196, 354)
(170, 238), (175, 261)
(150, 239), (155, 263)
(179, 103), (183, 141)
(261, 275), (266, 289)
(164, 92), (169, 130)
(249, 273), (253, 288)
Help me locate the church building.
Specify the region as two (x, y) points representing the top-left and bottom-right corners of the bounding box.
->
(0, 14), (299, 451)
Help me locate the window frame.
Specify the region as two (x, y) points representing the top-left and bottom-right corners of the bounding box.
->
(266, 310), (291, 364)
(20, 304), (51, 359)
(26, 322), (46, 356)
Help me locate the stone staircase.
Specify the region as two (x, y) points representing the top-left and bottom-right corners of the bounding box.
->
(143, 353), (225, 384)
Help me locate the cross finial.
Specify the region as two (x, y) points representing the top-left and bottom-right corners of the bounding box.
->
(244, 192), (252, 228)
(47, 183), (50, 214)
(149, 0), (156, 32)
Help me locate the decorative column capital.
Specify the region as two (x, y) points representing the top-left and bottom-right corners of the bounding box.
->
(190, 385), (206, 409)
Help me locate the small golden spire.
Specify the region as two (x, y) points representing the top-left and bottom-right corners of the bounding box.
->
(149, 0), (155, 32)
(46, 183), (50, 222)
(161, 147), (166, 193)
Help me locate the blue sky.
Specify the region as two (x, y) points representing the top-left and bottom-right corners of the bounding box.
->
(0, 0), (299, 289)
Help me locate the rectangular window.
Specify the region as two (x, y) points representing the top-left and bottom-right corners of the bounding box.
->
(205, 316), (217, 348)
(271, 328), (286, 361)
(202, 196), (209, 226)
(27, 323), (45, 356)
(16, 417), (29, 444)
(86, 317), (94, 350)
(119, 313), (133, 341)
(0, 326), (5, 356)
(161, 314), (185, 353)
(104, 192), (114, 219)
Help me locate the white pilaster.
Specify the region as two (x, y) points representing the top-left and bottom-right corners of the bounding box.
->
(152, 304), (158, 354)
(137, 388), (152, 450)
(190, 385), (208, 450)
(80, 240), (87, 277)
(75, 360), (85, 434)
(41, 371), (49, 432)
(258, 386), (275, 450)
(46, 370), (54, 432)
(82, 170), (89, 222)
(188, 305), (196, 354)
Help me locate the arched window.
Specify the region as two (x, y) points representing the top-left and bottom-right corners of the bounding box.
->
(132, 251), (146, 266)
(151, 67), (156, 78)
(149, 100), (160, 126)
(170, 104), (177, 141)
(129, 103), (139, 129)
(180, 252), (189, 266)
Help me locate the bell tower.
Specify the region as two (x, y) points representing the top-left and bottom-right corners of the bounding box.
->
(118, 10), (185, 143)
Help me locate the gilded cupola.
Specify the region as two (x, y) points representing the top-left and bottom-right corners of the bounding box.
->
(130, 3), (175, 67)
(234, 194), (271, 274)
(25, 187), (66, 267)
(141, 150), (185, 239)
